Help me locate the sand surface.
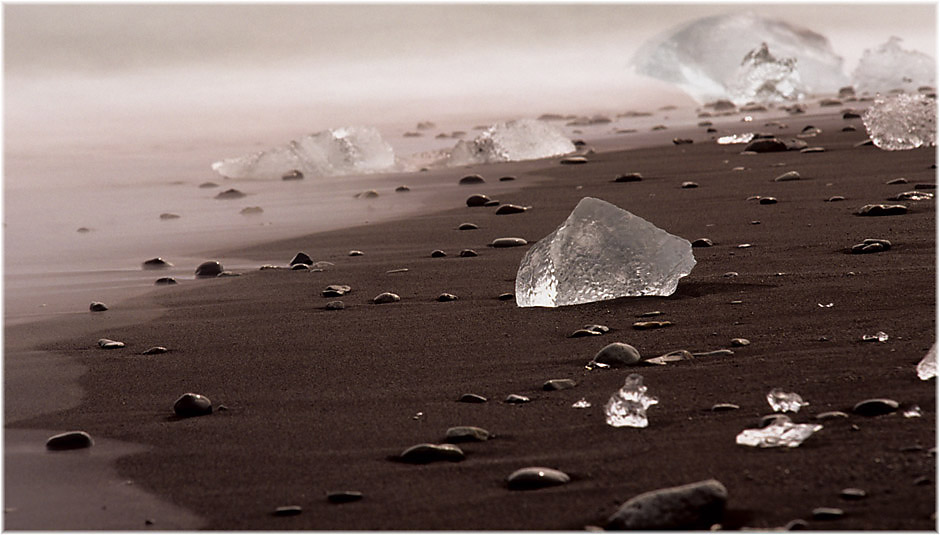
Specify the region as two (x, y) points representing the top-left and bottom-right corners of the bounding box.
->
(5, 109), (936, 530)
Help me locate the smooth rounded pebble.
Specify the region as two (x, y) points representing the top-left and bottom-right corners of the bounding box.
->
(560, 156), (588, 165)
(815, 410), (849, 420)
(507, 467), (571, 490)
(399, 443), (465, 464)
(290, 252), (313, 266)
(811, 507), (844, 520)
(437, 293), (458, 302)
(886, 177), (909, 185)
(348, 250), (364, 256)
(240, 206), (263, 215)
(592, 343), (641, 367)
(730, 338), (750, 347)
(142, 257), (173, 269)
(851, 239), (891, 254)
(89, 301), (108, 312)
(272, 505), (302, 517)
(141, 346), (168, 355)
(490, 237), (527, 248)
(327, 491), (363, 504)
(691, 238), (713, 247)
(290, 264), (309, 271)
(826, 196), (845, 202)
(445, 426), (491, 443)
(711, 403), (740, 412)
(198, 182), (218, 188)
(569, 329), (603, 338)
(325, 301), (345, 310)
(154, 277), (177, 285)
(195, 261), (223, 278)
(322, 285), (351, 297)
(497, 292), (514, 301)
(614, 173), (643, 182)
(681, 181), (699, 188)
(458, 393), (487, 403)
(606, 479), (728, 530)
(543, 378), (577, 391)
(774, 171), (801, 182)
(633, 320), (672, 330)
(852, 398), (899, 416)
(355, 190), (379, 199)
(495, 204), (526, 215)
(459, 174), (485, 185)
(458, 222), (479, 230)
(784, 519), (810, 530)
(800, 147), (826, 153)
(505, 394), (530, 404)
(431, 249), (447, 258)
(459, 249), (478, 257)
(499, 176), (516, 182)
(215, 188), (246, 199)
(173, 393), (212, 418)
(159, 213), (181, 220)
(46, 431), (94, 451)
(466, 194), (491, 207)
(395, 185), (410, 192)
(839, 488), (867, 500)
(372, 292), (401, 304)
(672, 138), (693, 145)
(744, 138), (787, 153)
(758, 197), (778, 205)
(856, 204), (908, 216)
(282, 169), (304, 180)
(585, 324), (610, 333)
(77, 227), (92, 233)
(97, 338), (125, 349)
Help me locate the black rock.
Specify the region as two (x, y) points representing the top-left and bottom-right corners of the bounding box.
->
(614, 173), (643, 182)
(466, 194), (491, 207)
(89, 301), (109, 312)
(852, 398), (899, 416)
(154, 277), (178, 285)
(759, 197), (779, 205)
(399, 443), (465, 464)
(143, 257), (173, 269)
(499, 176), (516, 182)
(459, 174), (486, 185)
(458, 222), (479, 230)
(672, 138), (694, 145)
(272, 505), (302, 516)
(46, 431), (94, 451)
(507, 467), (570, 490)
(159, 213), (181, 220)
(605, 480), (728, 530)
(691, 238), (713, 247)
(495, 204), (526, 215)
(281, 169), (304, 180)
(497, 292), (514, 301)
(504, 394), (530, 404)
(290, 252), (313, 266)
(458, 393), (487, 403)
(322, 285), (352, 297)
(744, 138), (788, 153)
(855, 204), (908, 216)
(437, 293), (458, 302)
(395, 185), (410, 192)
(431, 250), (447, 258)
(195, 261), (223, 278)
(681, 181), (699, 188)
(543, 379), (576, 391)
(811, 507), (844, 520)
(173, 393), (212, 418)
(490, 237), (527, 248)
(459, 249), (478, 257)
(215, 188), (246, 199)
(327, 491), (363, 504)
(445, 426), (491, 443)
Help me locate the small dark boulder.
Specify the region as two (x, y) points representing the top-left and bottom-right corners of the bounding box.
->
(195, 261), (223, 278)
(46, 431), (94, 451)
(173, 393), (212, 418)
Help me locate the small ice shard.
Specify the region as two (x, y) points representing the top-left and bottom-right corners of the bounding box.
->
(572, 398), (592, 409)
(852, 37), (937, 95)
(903, 405), (923, 418)
(211, 126), (396, 180)
(447, 119), (575, 166)
(717, 133), (755, 144)
(917, 344), (936, 380)
(725, 43), (806, 105)
(515, 197), (695, 307)
(861, 331), (889, 343)
(604, 374), (658, 428)
(736, 419), (822, 448)
(863, 93), (937, 151)
(766, 388), (807, 413)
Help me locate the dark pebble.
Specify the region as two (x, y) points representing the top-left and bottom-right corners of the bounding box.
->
(459, 249), (478, 257)
(568, 329), (602, 338)
(886, 177), (909, 185)
(744, 138), (788, 153)
(826, 196), (845, 202)
(855, 204), (908, 216)
(348, 250), (364, 256)
(681, 181), (699, 188)
(445, 426), (491, 443)
(45, 431), (94, 451)
(154, 277), (178, 285)
(759, 197), (778, 205)
(458, 393), (487, 403)
(490, 237), (527, 247)
(543, 379), (577, 391)
(141, 346), (169, 355)
(495, 204), (526, 215)
(272, 505), (302, 516)
(143, 257), (173, 269)
(431, 250), (447, 258)
(811, 507), (844, 520)
(395, 185), (410, 192)
(633, 320), (673, 330)
(814, 411), (849, 420)
(173, 393), (212, 418)
(159, 213), (181, 220)
(711, 403), (740, 412)
(507, 467), (570, 490)
(852, 398), (899, 416)
(327, 491), (364, 504)
(89, 301), (108, 312)
(325, 301), (345, 310)
(281, 169), (303, 180)
(614, 173), (643, 182)
(198, 182), (218, 188)
(372, 292), (401, 304)
(839, 488), (867, 500)
(240, 206), (263, 215)
(466, 194), (491, 207)
(290, 264), (309, 271)
(290, 252), (313, 266)
(592, 342), (641, 367)
(459, 174), (485, 185)
(457, 223), (479, 230)
(355, 190), (379, 199)
(399, 443), (465, 463)
(774, 171), (801, 182)
(504, 394), (530, 404)
(672, 138), (693, 145)
(437, 293), (458, 302)
(691, 238), (713, 247)
(851, 238), (891, 254)
(194, 261), (223, 278)
(215, 188), (246, 199)
(497, 293), (514, 301)
(560, 156), (588, 164)
(784, 519), (810, 530)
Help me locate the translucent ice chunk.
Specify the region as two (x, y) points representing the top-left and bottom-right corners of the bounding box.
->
(903, 405), (923, 418)
(766, 388), (807, 413)
(631, 12), (847, 104)
(862, 331), (889, 343)
(917, 344), (936, 380)
(447, 119), (575, 166)
(852, 37), (937, 95)
(515, 197), (696, 307)
(726, 43), (806, 105)
(717, 133), (755, 144)
(605, 374), (658, 428)
(572, 398), (592, 409)
(736, 420), (822, 448)
(863, 94), (937, 151)
(211, 126), (397, 180)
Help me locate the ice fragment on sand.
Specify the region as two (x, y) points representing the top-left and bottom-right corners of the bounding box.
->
(917, 343), (936, 380)
(717, 133), (755, 144)
(903, 405), (923, 418)
(725, 43), (806, 105)
(863, 93), (937, 151)
(861, 331), (889, 343)
(515, 197), (695, 308)
(447, 119), (575, 166)
(852, 37), (936, 94)
(572, 398), (592, 409)
(736, 419), (822, 448)
(211, 126), (396, 180)
(604, 374), (658, 428)
(766, 388), (807, 413)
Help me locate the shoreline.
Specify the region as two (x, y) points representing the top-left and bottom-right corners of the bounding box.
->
(5, 107), (936, 530)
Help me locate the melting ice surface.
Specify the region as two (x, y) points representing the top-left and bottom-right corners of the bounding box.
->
(446, 119), (575, 166)
(604, 374), (658, 428)
(852, 37), (937, 95)
(725, 43), (805, 105)
(631, 12), (847, 104)
(863, 93), (937, 151)
(212, 126), (397, 180)
(766, 388), (807, 413)
(917, 344), (936, 380)
(717, 133), (755, 144)
(736, 417), (823, 448)
(515, 197), (695, 308)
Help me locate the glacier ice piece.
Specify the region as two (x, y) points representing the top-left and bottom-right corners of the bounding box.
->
(903, 405), (923, 418)
(725, 43), (806, 105)
(766, 388), (807, 413)
(572, 398), (592, 409)
(862, 331), (889, 343)
(211, 126), (396, 180)
(605, 374), (658, 428)
(736, 419), (822, 448)
(717, 133), (755, 144)
(852, 37), (937, 95)
(917, 344), (936, 380)
(515, 197), (695, 308)
(631, 12), (847, 104)
(863, 93), (937, 151)
(447, 119), (575, 166)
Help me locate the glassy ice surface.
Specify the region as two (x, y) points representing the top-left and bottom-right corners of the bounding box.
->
(766, 388), (807, 413)
(903, 405), (923, 418)
(726, 43), (805, 105)
(631, 12), (847, 103)
(917, 344), (936, 380)
(447, 119), (575, 166)
(515, 197), (696, 307)
(862, 331), (890, 342)
(736, 420), (823, 448)
(852, 37), (937, 94)
(717, 133), (755, 144)
(604, 374), (659, 428)
(572, 398), (592, 409)
(211, 126), (397, 179)
(863, 93), (937, 151)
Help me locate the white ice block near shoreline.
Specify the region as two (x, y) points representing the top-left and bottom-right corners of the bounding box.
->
(447, 119), (575, 166)
(515, 197), (696, 308)
(863, 93), (937, 151)
(725, 43), (806, 105)
(852, 37), (936, 95)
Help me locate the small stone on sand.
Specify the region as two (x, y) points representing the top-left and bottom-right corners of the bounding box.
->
(281, 169), (304, 180)
(198, 182), (218, 188)
(459, 174), (485, 185)
(272, 506), (302, 516)
(856, 204), (908, 216)
(490, 237), (527, 248)
(851, 239), (891, 254)
(355, 190), (379, 199)
(672, 138), (694, 145)
(431, 250), (446, 258)
(240, 206), (263, 215)
(399, 443), (465, 463)
(141, 346), (168, 355)
(507, 467), (570, 490)
(458, 223), (479, 231)
(592, 343), (641, 367)
(290, 252), (313, 266)
(395, 185), (410, 192)
(569, 329), (602, 338)
(774, 171), (801, 182)
(195, 261), (223, 278)
(348, 250), (364, 256)
(730, 338), (750, 347)
(325, 301), (345, 310)
(826, 196), (845, 202)
(811, 507), (844, 520)
(173, 393), (212, 418)
(45, 431), (94, 451)
(437, 293), (458, 302)
(614, 173), (643, 182)
(499, 176), (516, 182)
(159, 213), (181, 220)
(322, 285), (351, 297)
(495, 204), (526, 215)
(154, 277), (177, 285)
(458, 393), (487, 403)
(633, 321), (673, 330)
(852, 398), (899, 416)
(89, 302), (108, 312)
(543, 379), (577, 391)
(372, 292), (401, 304)
(215, 188), (246, 200)
(711, 403), (740, 412)
(327, 491), (364, 504)
(97, 338), (125, 349)
(691, 238), (713, 247)
(815, 411), (849, 420)
(459, 249), (478, 257)
(681, 181), (699, 188)
(143, 258), (173, 270)
(839, 488), (867, 500)
(605, 479), (728, 530)
(497, 293), (514, 301)
(886, 177), (909, 185)
(560, 156), (588, 165)
(466, 194), (491, 207)
(505, 394), (530, 404)
(445, 426), (491, 443)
